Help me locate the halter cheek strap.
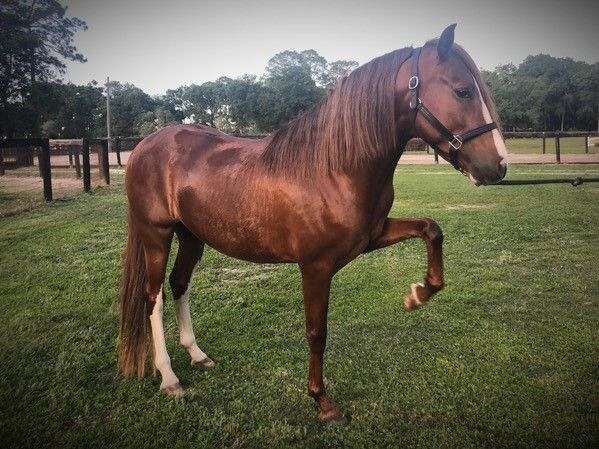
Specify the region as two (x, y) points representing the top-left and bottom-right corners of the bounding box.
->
(407, 47), (498, 170)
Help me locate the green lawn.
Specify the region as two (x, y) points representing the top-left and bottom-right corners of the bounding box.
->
(1, 165), (598, 448)
(506, 137), (596, 154)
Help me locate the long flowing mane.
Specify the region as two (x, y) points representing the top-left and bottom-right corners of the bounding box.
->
(261, 47), (413, 177)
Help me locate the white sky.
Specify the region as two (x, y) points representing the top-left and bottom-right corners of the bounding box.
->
(63, 0), (599, 95)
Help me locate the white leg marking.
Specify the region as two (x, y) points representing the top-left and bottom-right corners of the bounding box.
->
(474, 79), (509, 162)
(175, 284), (212, 366)
(411, 282), (424, 302)
(149, 290), (180, 390)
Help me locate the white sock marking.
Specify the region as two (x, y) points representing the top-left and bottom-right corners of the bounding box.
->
(411, 282), (424, 303)
(175, 284), (208, 364)
(149, 290), (179, 388)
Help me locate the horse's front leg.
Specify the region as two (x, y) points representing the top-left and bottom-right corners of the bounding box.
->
(300, 261), (347, 425)
(366, 218), (444, 310)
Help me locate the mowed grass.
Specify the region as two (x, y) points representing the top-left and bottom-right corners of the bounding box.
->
(506, 137), (596, 154)
(0, 164), (598, 449)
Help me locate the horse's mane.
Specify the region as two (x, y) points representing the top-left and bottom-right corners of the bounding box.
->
(260, 42), (500, 177)
(261, 47), (414, 177)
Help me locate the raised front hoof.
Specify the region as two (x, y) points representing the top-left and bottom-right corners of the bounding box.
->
(404, 282), (426, 311)
(161, 382), (184, 397)
(191, 357), (215, 369)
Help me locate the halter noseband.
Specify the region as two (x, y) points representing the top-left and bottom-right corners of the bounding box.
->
(408, 47), (498, 170)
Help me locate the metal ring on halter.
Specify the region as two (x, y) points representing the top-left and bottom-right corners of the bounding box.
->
(449, 136), (463, 150)
(409, 96), (421, 110)
(408, 76), (419, 90)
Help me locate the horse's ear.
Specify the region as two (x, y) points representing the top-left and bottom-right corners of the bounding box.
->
(437, 23), (457, 61)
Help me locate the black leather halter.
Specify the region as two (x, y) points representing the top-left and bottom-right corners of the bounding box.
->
(408, 47), (498, 170)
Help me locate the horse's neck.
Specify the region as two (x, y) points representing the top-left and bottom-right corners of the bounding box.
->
(322, 137), (408, 210)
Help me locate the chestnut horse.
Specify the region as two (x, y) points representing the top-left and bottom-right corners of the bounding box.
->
(118, 25), (507, 424)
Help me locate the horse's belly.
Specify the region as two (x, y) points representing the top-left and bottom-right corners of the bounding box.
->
(178, 200), (298, 263)
(175, 169), (368, 265)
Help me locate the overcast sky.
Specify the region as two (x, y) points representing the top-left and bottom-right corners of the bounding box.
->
(63, 0), (599, 95)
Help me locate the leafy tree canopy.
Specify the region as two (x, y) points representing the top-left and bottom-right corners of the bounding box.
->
(0, 0), (87, 136)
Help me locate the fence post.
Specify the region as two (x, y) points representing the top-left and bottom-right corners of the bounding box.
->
(68, 150), (73, 167)
(115, 138), (122, 167)
(74, 149), (81, 178)
(39, 139), (52, 202)
(555, 134), (561, 164)
(82, 138), (91, 192)
(0, 151), (4, 176)
(99, 139), (110, 185)
(542, 132), (546, 154)
(585, 135), (589, 153)
(434, 148), (439, 164)
(38, 146), (44, 177)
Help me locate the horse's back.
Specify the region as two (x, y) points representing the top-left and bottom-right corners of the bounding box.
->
(128, 124), (255, 163)
(125, 124), (262, 224)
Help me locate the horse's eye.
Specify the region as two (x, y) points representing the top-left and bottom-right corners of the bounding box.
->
(455, 88), (473, 99)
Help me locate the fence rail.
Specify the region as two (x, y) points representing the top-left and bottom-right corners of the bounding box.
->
(502, 131), (599, 163)
(502, 131), (599, 138)
(0, 137), (107, 202)
(2, 131), (599, 202)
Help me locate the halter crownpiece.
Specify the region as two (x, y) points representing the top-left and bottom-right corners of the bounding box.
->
(408, 47), (498, 170)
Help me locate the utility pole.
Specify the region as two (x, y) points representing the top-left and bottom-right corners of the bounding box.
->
(106, 77), (112, 155)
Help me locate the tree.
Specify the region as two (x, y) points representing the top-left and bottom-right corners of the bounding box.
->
(38, 81), (103, 138)
(136, 107), (177, 136)
(265, 49), (359, 89)
(163, 80), (227, 126)
(221, 75), (266, 132)
(0, 0), (87, 136)
(262, 64), (323, 130)
(323, 60), (359, 88)
(484, 55), (599, 131)
(104, 81), (156, 136)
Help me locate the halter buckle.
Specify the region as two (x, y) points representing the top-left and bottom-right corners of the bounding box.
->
(449, 136), (462, 150)
(408, 76), (419, 90)
(409, 97), (421, 110)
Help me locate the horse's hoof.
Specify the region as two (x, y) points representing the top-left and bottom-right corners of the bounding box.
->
(192, 357), (215, 369)
(318, 409), (348, 426)
(161, 382), (184, 397)
(404, 282), (424, 311)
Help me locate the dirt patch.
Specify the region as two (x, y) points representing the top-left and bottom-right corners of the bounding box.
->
(210, 264), (280, 285)
(445, 204), (495, 211)
(0, 175), (84, 194)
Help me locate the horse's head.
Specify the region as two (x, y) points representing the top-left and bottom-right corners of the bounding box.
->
(406, 24), (508, 185)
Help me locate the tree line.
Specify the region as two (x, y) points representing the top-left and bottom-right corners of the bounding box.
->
(1, 0), (598, 140)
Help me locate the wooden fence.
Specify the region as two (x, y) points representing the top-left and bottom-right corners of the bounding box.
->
(0, 138), (109, 202)
(1, 131), (599, 202)
(502, 131), (599, 164)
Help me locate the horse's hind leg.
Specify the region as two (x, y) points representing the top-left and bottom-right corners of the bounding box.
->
(141, 224), (183, 395)
(169, 226), (215, 368)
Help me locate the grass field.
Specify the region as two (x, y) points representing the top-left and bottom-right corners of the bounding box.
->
(506, 137), (596, 154)
(0, 164), (598, 448)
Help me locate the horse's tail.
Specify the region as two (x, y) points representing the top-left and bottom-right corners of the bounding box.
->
(118, 218), (150, 378)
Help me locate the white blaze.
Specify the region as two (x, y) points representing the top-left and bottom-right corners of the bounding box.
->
(473, 78), (508, 163)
